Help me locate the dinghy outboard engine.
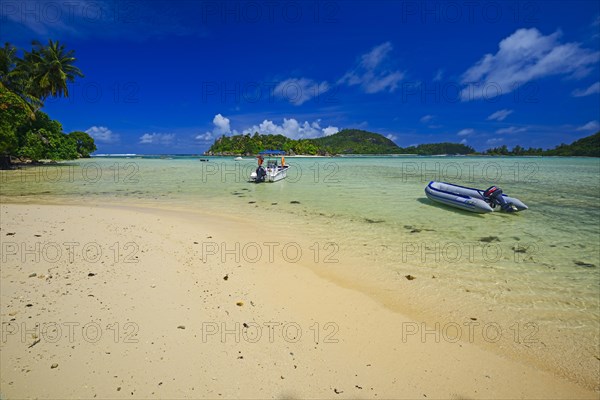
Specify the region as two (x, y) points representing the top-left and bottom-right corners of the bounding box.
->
(255, 166), (267, 182)
(483, 186), (514, 212)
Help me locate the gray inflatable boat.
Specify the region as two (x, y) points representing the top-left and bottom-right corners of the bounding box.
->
(425, 181), (528, 213)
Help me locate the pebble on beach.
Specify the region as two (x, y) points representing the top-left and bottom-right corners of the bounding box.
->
(405, 275), (416, 280)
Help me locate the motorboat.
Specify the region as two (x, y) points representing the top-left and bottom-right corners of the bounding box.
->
(234, 157), (243, 161)
(250, 150), (289, 183)
(425, 181), (527, 213)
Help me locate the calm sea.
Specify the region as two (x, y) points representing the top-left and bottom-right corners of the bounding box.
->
(1, 155), (599, 387)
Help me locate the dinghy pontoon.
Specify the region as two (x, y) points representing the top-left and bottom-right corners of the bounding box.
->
(425, 181), (527, 213)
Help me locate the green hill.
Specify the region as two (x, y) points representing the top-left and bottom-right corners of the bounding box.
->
(207, 129), (403, 155)
(485, 132), (599, 157)
(206, 128), (475, 155)
(206, 128), (599, 157)
(545, 132), (599, 157)
(310, 129), (401, 154)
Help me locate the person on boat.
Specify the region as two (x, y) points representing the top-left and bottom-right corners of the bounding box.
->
(257, 155), (264, 166)
(281, 156), (285, 166)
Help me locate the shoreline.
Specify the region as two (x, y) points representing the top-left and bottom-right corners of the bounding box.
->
(1, 202), (597, 398)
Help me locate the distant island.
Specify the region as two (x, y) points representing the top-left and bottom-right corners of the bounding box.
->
(206, 129), (600, 157)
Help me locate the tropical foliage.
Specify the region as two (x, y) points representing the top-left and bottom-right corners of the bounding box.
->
(404, 142), (475, 155)
(208, 128), (599, 157)
(543, 132), (599, 157)
(485, 132), (599, 157)
(0, 40), (93, 166)
(207, 129), (474, 155)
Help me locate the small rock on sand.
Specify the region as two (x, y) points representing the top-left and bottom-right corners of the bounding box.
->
(177, 325), (185, 329)
(28, 273), (37, 278)
(51, 363), (58, 369)
(405, 275), (416, 280)
(480, 236), (500, 243)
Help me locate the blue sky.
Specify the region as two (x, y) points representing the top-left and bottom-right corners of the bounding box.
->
(2, 0), (599, 153)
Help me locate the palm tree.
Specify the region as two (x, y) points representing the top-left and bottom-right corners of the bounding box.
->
(1, 43), (42, 111)
(18, 39), (84, 101)
(0, 42), (17, 88)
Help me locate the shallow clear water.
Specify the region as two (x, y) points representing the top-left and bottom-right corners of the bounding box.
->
(2, 155), (599, 386)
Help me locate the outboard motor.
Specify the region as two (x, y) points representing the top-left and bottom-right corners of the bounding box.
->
(255, 166), (267, 182)
(483, 186), (514, 212)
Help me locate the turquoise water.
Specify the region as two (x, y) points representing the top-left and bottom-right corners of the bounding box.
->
(1, 155), (599, 386)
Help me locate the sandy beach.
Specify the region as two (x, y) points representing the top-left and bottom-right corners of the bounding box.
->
(0, 202), (596, 399)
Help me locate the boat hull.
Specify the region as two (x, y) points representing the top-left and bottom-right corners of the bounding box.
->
(425, 181), (527, 213)
(250, 166), (289, 183)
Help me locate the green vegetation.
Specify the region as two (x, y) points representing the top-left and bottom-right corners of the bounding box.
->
(0, 40), (93, 168)
(207, 129), (474, 155)
(541, 132), (599, 157)
(208, 128), (599, 157)
(310, 129), (401, 154)
(404, 142), (475, 155)
(207, 132), (323, 155)
(485, 132), (599, 157)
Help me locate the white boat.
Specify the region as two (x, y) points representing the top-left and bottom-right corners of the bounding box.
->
(425, 181), (528, 213)
(234, 157), (243, 161)
(250, 150), (289, 183)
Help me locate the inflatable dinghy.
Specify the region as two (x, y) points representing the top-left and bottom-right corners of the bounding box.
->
(425, 181), (528, 213)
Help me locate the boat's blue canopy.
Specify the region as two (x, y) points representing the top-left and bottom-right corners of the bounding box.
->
(259, 150), (285, 155)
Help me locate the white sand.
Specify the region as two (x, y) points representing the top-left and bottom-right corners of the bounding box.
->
(0, 203), (596, 399)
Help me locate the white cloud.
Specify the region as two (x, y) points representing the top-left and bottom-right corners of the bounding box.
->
(196, 114), (234, 142)
(486, 138), (504, 146)
(323, 126), (339, 136)
(487, 109), (514, 121)
(572, 82), (600, 97)
(460, 138), (468, 145)
(460, 28), (600, 100)
(457, 128), (475, 137)
(242, 118), (339, 140)
(3, 0), (79, 35)
(212, 114), (231, 134)
(339, 42), (405, 94)
(275, 78), (329, 105)
(4, 1), (208, 41)
(420, 114), (435, 123)
(433, 69), (444, 81)
(496, 126), (527, 134)
(576, 120), (600, 131)
(85, 126), (119, 143)
(139, 133), (175, 145)
(386, 134), (397, 141)
(195, 133), (214, 141)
